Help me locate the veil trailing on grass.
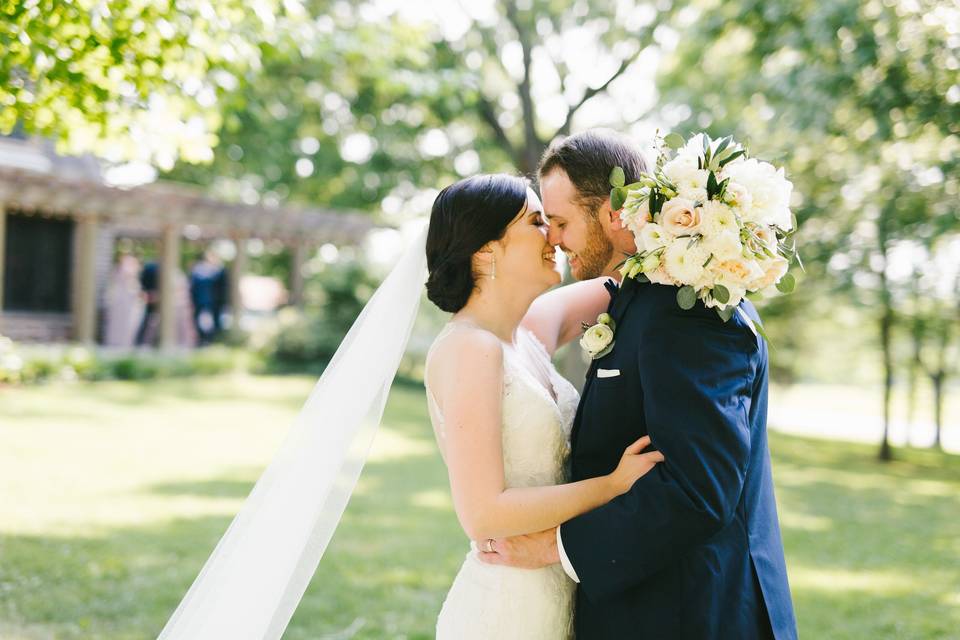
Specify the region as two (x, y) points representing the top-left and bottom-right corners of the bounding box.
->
(158, 223), (428, 640)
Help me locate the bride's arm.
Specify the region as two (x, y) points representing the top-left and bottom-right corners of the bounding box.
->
(521, 277), (614, 356)
(430, 328), (662, 541)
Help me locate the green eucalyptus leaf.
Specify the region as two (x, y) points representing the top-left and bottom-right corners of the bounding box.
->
(664, 132), (685, 149)
(776, 272), (796, 293)
(610, 187), (627, 211)
(677, 285), (697, 310)
(716, 306), (735, 322)
(610, 166), (625, 188)
(713, 283), (730, 304)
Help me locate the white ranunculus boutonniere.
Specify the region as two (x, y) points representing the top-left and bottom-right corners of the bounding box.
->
(580, 313), (616, 360)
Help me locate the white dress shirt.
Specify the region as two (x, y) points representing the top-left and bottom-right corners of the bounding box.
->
(556, 526), (581, 583)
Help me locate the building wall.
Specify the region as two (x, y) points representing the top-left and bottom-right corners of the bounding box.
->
(2, 217), (118, 343)
(1, 311), (73, 342)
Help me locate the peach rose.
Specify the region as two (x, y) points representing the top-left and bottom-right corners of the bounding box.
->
(660, 198), (702, 237)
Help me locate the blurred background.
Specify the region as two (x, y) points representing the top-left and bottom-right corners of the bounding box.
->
(0, 1), (957, 638)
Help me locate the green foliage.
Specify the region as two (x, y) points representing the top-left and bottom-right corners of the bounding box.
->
(656, 0), (959, 385)
(0, 0), (302, 167)
(254, 258), (380, 372)
(676, 285), (697, 310)
(0, 336), (238, 384)
(165, 1), (676, 211)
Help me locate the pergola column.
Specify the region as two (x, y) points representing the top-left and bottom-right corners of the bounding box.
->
(159, 225), (181, 350)
(230, 236), (247, 331)
(0, 204), (6, 314)
(289, 240), (308, 307)
(74, 215), (99, 344)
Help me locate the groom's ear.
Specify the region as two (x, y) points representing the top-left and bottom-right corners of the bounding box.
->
(605, 200), (625, 231)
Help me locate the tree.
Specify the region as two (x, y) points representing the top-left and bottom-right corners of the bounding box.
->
(654, 0), (959, 460)
(165, 1), (677, 209)
(909, 238), (960, 451)
(0, 0), (303, 168)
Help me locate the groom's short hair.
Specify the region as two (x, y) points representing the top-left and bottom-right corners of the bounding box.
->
(538, 128), (648, 217)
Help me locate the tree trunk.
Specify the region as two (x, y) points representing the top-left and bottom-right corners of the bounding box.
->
(906, 311), (923, 439)
(931, 372), (944, 450)
(879, 306), (895, 461)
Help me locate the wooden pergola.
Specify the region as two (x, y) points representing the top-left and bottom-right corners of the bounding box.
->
(0, 161), (376, 348)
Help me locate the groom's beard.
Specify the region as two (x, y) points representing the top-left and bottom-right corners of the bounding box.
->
(568, 214), (615, 280)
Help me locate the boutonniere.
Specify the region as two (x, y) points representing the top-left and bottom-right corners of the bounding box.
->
(580, 313), (616, 360)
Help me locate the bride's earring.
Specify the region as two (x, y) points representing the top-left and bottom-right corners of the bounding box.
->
(491, 254), (496, 280)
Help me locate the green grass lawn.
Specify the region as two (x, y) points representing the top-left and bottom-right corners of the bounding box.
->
(1, 375), (958, 639)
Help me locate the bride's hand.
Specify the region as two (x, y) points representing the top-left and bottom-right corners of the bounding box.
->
(609, 435), (664, 495)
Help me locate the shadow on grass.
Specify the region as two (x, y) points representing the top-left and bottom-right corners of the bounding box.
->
(768, 433), (960, 639)
(0, 442), (462, 640)
(4, 380), (957, 640)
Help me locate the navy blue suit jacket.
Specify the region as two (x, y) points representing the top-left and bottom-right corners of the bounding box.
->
(560, 278), (797, 640)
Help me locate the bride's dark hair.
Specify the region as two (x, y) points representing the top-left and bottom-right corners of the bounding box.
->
(426, 174), (528, 313)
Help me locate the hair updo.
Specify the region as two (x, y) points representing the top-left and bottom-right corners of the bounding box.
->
(425, 174), (528, 313)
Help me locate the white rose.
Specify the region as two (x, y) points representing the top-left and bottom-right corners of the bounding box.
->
(580, 323), (615, 358)
(663, 238), (710, 285)
(723, 159), (794, 230)
(641, 223), (670, 250)
(660, 198), (702, 237)
(698, 200), (739, 238)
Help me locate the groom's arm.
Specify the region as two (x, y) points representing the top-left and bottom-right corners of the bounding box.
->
(559, 307), (758, 602)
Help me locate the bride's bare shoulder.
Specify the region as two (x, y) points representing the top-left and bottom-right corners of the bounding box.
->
(429, 324), (503, 381)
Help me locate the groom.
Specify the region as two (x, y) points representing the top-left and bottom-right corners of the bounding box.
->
(479, 129), (798, 640)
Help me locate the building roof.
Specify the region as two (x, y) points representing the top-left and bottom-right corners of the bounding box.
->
(0, 137), (376, 245)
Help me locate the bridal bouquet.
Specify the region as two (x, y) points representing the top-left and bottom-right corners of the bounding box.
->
(609, 132), (800, 323)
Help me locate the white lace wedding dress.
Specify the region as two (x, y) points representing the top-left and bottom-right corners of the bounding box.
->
(424, 322), (580, 639)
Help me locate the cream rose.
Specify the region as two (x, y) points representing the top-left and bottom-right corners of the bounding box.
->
(711, 257), (764, 290)
(660, 198), (702, 237)
(749, 255), (790, 290)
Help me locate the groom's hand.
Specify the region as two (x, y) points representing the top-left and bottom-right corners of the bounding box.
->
(477, 527), (560, 569)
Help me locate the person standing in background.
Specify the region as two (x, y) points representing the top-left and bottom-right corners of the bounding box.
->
(103, 253), (144, 348)
(135, 260), (159, 346)
(189, 250), (226, 346)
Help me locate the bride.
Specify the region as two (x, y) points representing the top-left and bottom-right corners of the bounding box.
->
(423, 173), (663, 639)
(156, 173), (662, 640)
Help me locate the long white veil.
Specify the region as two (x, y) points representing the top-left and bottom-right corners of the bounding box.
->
(158, 223), (429, 639)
